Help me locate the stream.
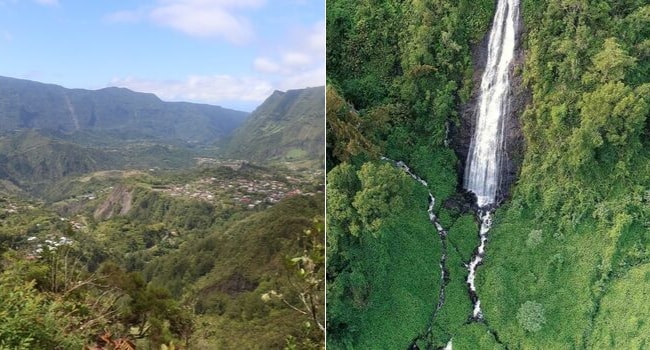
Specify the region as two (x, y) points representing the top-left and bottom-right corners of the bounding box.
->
(381, 157), (450, 323)
(466, 210), (492, 320)
(387, 0), (520, 346)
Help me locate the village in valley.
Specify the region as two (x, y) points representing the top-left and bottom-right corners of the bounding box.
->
(149, 158), (324, 210)
(0, 158), (324, 260)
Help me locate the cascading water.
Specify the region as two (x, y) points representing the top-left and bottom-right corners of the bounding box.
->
(464, 0), (519, 321)
(381, 0), (520, 340)
(465, 0), (519, 208)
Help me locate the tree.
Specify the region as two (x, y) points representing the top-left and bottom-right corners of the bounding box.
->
(583, 37), (636, 85)
(326, 86), (378, 167)
(568, 81), (648, 168)
(517, 301), (546, 332)
(261, 217), (325, 349)
(352, 162), (411, 237)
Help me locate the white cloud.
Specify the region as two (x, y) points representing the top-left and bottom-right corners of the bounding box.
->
(110, 75), (274, 107)
(276, 65), (325, 91)
(252, 20), (325, 89)
(150, 5), (252, 43)
(253, 57), (281, 74)
(106, 0), (265, 43)
(282, 52), (312, 67)
(105, 2), (324, 108)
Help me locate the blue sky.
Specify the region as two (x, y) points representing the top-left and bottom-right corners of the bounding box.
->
(0, 0), (324, 111)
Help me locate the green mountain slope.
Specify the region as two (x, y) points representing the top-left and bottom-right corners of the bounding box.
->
(0, 129), (119, 192)
(144, 193), (325, 349)
(0, 76), (248, 144)
(0, 129), (203, 196)
(226, 86), (325, 165)
(478, 1), (650, 349)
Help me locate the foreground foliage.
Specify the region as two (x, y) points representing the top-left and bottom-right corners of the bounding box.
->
(0, 165), (324, 349)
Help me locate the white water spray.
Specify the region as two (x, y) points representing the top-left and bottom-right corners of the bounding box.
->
(464, 0), (519, 208)
(466, 210), (492, 319)
(464, 0), (519, 320)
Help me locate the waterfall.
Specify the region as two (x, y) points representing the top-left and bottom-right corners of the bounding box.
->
(464, 0), (519, 321)
(464, 0), (519, 208)
(380, 0), (521, 335)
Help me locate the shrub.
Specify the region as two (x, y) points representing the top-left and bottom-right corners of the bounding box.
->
(517, 301), (546, 332)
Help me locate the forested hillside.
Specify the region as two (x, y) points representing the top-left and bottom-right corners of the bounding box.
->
(0, 78), (326, 348)
(0, 165), (324, 349)
(326, 0), (649, 349)
(481, 0), (650, 348)
(327, 0), (495, 348)
(227, 86), (325, 166)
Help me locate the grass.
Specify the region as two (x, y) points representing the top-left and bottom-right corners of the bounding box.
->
(589, 263), (650, 348)
(475, 202), (634, 349)
(345, 185), (443, 349)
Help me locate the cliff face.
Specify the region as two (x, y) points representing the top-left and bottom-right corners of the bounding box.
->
(93, 185), (134, 220)
(452, 10), (528, 205)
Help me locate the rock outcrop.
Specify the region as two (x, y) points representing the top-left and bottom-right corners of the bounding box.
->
(93, 185), (134, 220)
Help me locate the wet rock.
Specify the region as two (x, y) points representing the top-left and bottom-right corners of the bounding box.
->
(442, 190), (476, 215)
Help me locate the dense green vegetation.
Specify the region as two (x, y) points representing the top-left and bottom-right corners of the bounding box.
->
(0, 164), (324, 349)
(327, 0), (649, 349)
(327, 163), (440, 349)
(227, 87), (325, 166)
(0, 130), (206, 197)
(478, 0), (650, 348)
(326, 0), (495, 348)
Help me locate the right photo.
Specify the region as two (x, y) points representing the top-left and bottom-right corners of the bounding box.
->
(326, 0), (650, 348)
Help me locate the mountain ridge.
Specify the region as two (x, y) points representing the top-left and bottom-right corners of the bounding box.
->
(226, 85), (325, 165)
(0, 75), (249, 144)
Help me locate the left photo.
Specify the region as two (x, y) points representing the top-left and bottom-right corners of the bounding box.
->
(0, 1), (324, 349)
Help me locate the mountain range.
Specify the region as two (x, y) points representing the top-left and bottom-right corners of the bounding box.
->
(0, 76), (248, 144)
(0, 76), (324, 194)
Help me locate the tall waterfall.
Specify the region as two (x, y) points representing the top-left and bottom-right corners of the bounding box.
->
(464, 0), (519, 321)
(464, 0), (519, 208)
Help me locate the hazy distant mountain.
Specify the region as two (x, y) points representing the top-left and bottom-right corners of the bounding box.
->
(0, 76), (248, 144)
(0, 128), (202, 196)
(226, 86), (325, 164)
(0, 129), (118, 193)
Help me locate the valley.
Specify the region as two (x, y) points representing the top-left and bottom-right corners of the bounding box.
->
(0, 78), (325, 349)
